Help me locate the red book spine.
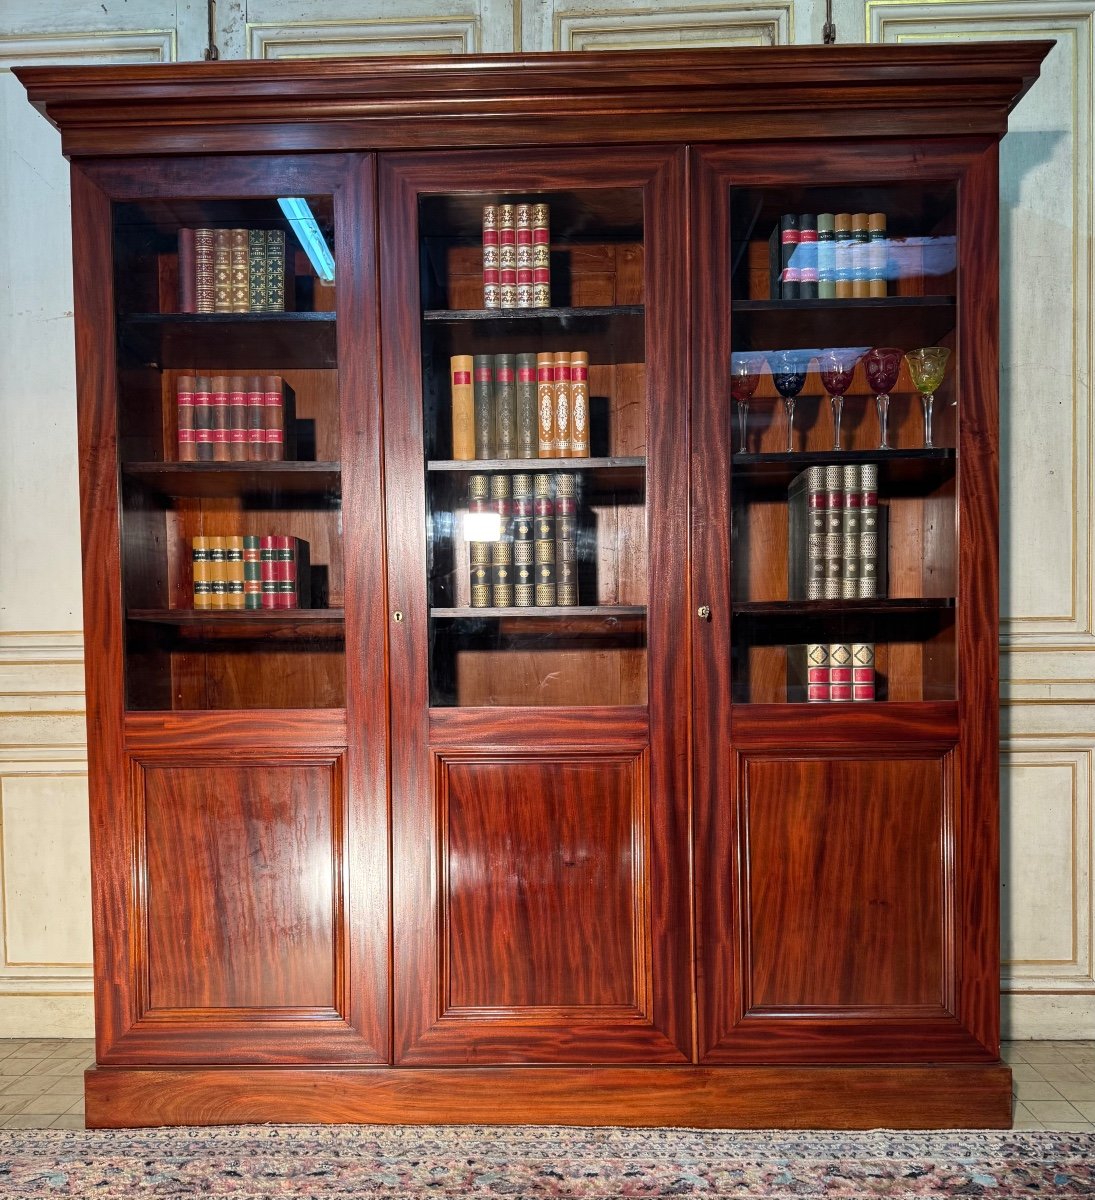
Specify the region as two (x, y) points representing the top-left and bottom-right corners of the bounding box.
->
(193, 375), (213, 462)
(482, 204), (499, 309)
(260, 536), (277, 610)
(228, 375), (247, 462)
(246, 375), (266, 462)
(176, 374), (196, 462)
(210, 374), (230, 462)
(177, 228), (196, 314)
(274, 534), (297, 609)
(829, 643), (853, 702)
(263, 375), (285, 462)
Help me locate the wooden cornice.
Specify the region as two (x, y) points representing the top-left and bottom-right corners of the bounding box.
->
(16, 43), (1052, 158)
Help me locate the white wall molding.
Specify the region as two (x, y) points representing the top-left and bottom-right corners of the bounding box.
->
(247, 16), (480, 58)
(0, 29), (175, 68)
(551, 2), (792, 50)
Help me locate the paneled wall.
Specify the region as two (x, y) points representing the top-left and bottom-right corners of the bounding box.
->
(0, 0), (1087, 1038)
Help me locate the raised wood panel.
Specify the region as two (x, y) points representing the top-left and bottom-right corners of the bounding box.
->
(441, 755), (640, 1011)
(139, 757), (341, 1012)
(743, 756), (945, 1010)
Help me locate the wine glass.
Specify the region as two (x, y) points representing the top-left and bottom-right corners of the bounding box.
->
(818, 348), (861, 451)
(862, 346), (903, 450)
(905, 347), (951, 448)
(730, 353), (764, 454)
(769, 349), (807, 454)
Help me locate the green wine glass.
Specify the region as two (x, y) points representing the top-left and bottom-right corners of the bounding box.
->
(905, 347), (951, 448)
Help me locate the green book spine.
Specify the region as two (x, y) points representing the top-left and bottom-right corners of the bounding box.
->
(266, 229), (286, 312)
(473, 354), (493, 459)
(248, 228), (267, 312)
(817, 213), (836, 299)
(515, 352), (537, 459)
(243, 535), (262, 610)
(493, 353), (517, 459)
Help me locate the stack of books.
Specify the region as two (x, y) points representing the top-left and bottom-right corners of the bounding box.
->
(192, 535), (309, 610)
(482, 202), (550, 309)
(178, 228), (286, 314)
(771, 211), (888, 300)
(788, 464), (885, 600)
(450, 351), (589, 459)
(789, 641), (876, 702)
(177, 374), (294, 462)
(467, 471), (579, 608)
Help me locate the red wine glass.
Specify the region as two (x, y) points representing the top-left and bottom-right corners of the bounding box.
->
(730, 353), (764, 454)
(862, 346), (903, 449)
(818, 348), (860, 451)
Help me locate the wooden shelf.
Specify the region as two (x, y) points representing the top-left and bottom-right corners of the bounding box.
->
(122, 462), (341, 499)
(431, 605), (645, 619)
(732, 597), (955, 617)
(731, 296), (956, 352)
(127, 608), (345, 639)
(733, 448), (955, 490)
(423, 305), (642, 324)
(118, 312), (337, 370)
(428, 456), (645, 492)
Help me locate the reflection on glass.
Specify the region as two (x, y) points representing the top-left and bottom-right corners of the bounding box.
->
(769, 349), (807, 454)
(730, 353), (764, 454)
(818, 348), (861, 451)
(905, 347), (951, 449)
(863, 346), (903, 450)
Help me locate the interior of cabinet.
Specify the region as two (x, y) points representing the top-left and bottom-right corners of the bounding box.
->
(420, 189), (649, 708)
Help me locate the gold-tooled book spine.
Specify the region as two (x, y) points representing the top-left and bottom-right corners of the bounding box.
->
(555, 471), (578, 606)
(450, 355), (475, 461)
(213, 229), (232, 313)
(208, 535), (228, 611)
(266, 229), (286, 312)
(534, 472), (555, 606)
(493, 353), (517, 460)
(473, 354), (493, 459)
(192, 536), (212, 610)
(225, 535), (245, 610)
(498, 203), (516, 309)
(194, 228), (215, 314)
(243, 534), (262, 610)
(516, 352), (537, 459)
(229, 228), (249, 312)
(553, 351), (572, 457)
(193, 375), (213, 462)
(516, 202), (533, 309)
(532, 202), (550, 308)
(468, 473), (491, 607)
(228, 375), (248, 462)
(248, 228), (267, 312)
(536, 353), (555, 458)
(482, 204), (499, 309)
(210, 375), (230, 463)
(570, 351), (589, 457)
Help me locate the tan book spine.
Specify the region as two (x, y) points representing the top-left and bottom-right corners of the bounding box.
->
(225, 535), (245, 610)
(536, 352), (554, 458)
(553, 351), (572, 457)
(208, 536), (228, 610)
(570, 351), (590, 458)
(834, 213), (853, 300)
(229, 228), (249, 312)
(192, 536), (212, 610)
(851, 212), (870, 298)
(210, 374), (230, 462)
(868, 212), (888, 298)
(213, 229), (232, 313)
(450, 355), (475, 460)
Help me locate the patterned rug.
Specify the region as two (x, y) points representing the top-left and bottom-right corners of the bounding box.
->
(0, 1125), (1092, 1197)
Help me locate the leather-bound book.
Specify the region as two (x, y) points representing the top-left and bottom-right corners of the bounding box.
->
(177, 228), (196, 313)
(515, 352), (537, 459)
(225, 535), (245, 610)
(797, 213), (818, 299)
(570, 351), (590, 457)
(213, 229), (232, 312)
(516, 203), (533, 308)
(533, 471), (556, 606)
(858, 462), (880, 598)
(473, 354), (493, 459)
(833, 213), (853, 299)
(532, 203), (550, 308)
(229, 228), (249, 312)
(828, 642), (853, 701)
(263, 375), (295, 462)
(841, 464), (861, 598)
(248, 228), (268, 311)
(210, 375), (230, 462)
(553, 351), (572, 457)
(193, 375), (213, 462)
(498, 204), (517, 308)
(274, 536), (310, 609)
(787, 642), (830, 702)
(194, 228), (215, 314)
(851, 212), (870, 298)
(868, 212), (888, 298)
(482, 204), (500, 309)
(243, 535), (262, 610)
(176, 375), (196, 462)
(554, 471), (578, 606)
(468, 474), (492, 607)
(260, 536), (277, 609)
(191, 536), (212, 610)
(266, 229), (286, 312)
(208, 536), (228, 610)
(450, 355), (475, 460)
(816, 213), (836, 299)
(787, 465), (825, 599)
(228, 375), (248, 462)
(852, 642), (876, 701)
(493, 353), (517, 459)
(246, 376), (265, 462)
(511, 473), (534, 605)
(536, 352), (555, 458)
(776, 213), (799, 299)
(823, 463), (843, 600)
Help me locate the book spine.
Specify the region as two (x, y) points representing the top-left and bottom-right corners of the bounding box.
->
(797, 213), (818, 299)
(554, 351), (572, 457)
(229, 228), (249, 312)
(243, 534), (262, 610)
(511, 473), (534, 606)
(225, 535), (245, 610)
(536, 353), (555, 458)
(191, 536), (212, 610)
(823, 464), (843, 600)
(833, 213), (853, 299)
(450, 354), (475, 460)
(208, 536), (228, 610)
(275, 534), (297, 609)
(828, 642), (852, 702)
(570, 351), (590, 458)
(228, 375), (248, 462)
(213, 229), (232, 313)
(851, 212), (870, 298)
(263, 375), (285, 462)
(210, 375), (230, 462)
(868, 212), (888, 298)
(816, 213), (836, 300)
(841, 463), (861, 598)
(493, 353), (517, 460)
(178, 228), (197, 314)
(859, 462), (879, 598)
(852, 642), (876, 701)
(248, 228), (267, 312)
(805, 465), (826, 600)
(246, 375), (266, 462)
(554, 471), (578, 606)
(532, 203), (551, 308)
(176, 375), (196, 462)
(515, 352), (537, 460)
(489, 474), (513, 607)
(260, 535), (277, 610)
(482, 205), (500, 309)
(498, 204), (517, 309)
(534, 472), (556, 606)
(195, 228), (215, 314)
(807, 642), (830, 702)
(515, 203), (534, 309)
(778, 213), (800, 299)
(473, 354), (493, 459)
(194, 375), (213, 462)
(266, 229), (286, 312)
(468, 474), (492, 608)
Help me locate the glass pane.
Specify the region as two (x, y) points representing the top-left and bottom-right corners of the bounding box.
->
(420, 189), (647, 707)
(728, 183), (958, 704)
(113, 195), (344, 710)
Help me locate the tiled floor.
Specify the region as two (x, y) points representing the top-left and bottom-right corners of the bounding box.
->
(0, 1038), (1092, 1130)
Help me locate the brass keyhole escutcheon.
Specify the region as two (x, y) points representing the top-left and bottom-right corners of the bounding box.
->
(697, 605), (711, 621)
(392, 611), (404, 623)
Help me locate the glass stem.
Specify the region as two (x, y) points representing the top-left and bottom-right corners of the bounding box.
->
(829, 395), (844, 451)
(783, 398), (796, 454)
(736, 401), (749, 454)
(921, 392), (934, 448)
(875, 392), (890, 450)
